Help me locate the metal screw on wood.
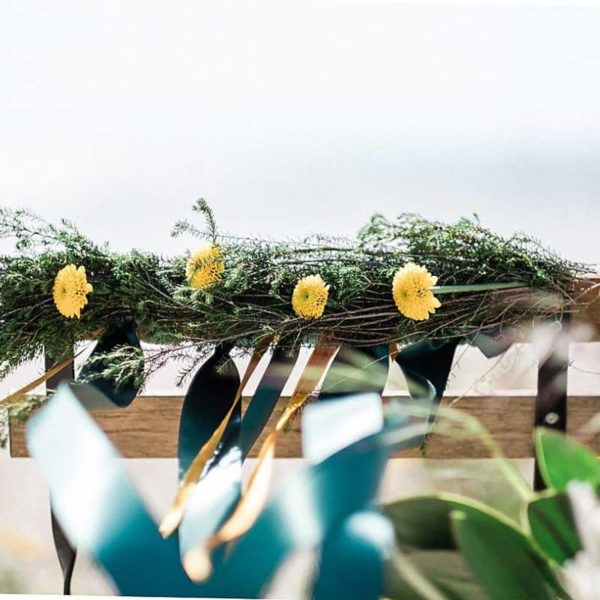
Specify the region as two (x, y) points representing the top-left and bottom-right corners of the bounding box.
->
(544, 412), (560, 425)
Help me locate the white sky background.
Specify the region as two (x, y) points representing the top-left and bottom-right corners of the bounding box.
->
(1, 1), (600, 265)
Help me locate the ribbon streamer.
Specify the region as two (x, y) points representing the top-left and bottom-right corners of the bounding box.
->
(28, 383), (405, 597)
(177, 345), (298, 579)
(51, 509), (77, 595)
(318, 345), (391, 402)
(240, 346), (299, 458)
(177, 344), (241, 478)
(26, 331), (513, 597)
(395, 339), (460, 442)
(197, 341), (339, 575)
(76, 319), (143, 408)
(395, 333), (514, 444)
(313, 511), (396, 600)
(0, 355), (75, 406)
(160, 343), (269, 538)
(51, 319), (143, 593)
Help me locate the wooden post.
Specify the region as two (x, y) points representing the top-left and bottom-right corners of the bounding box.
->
(44, 353), (74, 395)
(533, 320), (570, 491)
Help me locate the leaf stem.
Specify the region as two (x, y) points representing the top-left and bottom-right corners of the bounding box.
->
(433, 281), (527, 294)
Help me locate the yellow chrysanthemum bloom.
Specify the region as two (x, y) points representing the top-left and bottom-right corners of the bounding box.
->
(186, 243), (224, 289)
(53, 264), (93, 319)
(392, 262), (441, 321)
(292, 274), (329, 319)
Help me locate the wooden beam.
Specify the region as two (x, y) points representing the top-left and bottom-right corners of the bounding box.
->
(8, 274), (600, 460)
(9, 394), (600, 459)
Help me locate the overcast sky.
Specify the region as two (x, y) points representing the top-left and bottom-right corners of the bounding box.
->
(1, 0), (599, 265)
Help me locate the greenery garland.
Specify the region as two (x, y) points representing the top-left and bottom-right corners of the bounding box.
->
(0, 200), (587, 392)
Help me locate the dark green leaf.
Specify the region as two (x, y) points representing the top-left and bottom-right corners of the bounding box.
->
(451, 510), (556, 600)
(384, 494), (513, 550)
(528, 491), (581, 564)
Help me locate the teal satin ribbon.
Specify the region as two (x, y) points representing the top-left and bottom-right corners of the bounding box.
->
(396, 339), (459, 407)
(313, 511), (396, 600)
(177, 346), (297, 565)
(50, 319), (143, 594)
(395, 334), (513, 444)
(318, 345), (390, 402)
(28, 384), (411, 597)
(241, 347), (297, 458)
(177, 344), (239, 477)
(74, 319), (143, 410)
(33, 333), (512, 597)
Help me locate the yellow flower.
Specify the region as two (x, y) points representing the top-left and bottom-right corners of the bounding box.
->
(392, 262), (441, 321)
(292, 274), (329, 319)
(186, 243), (224, 289)
(53, 264), (93, 319)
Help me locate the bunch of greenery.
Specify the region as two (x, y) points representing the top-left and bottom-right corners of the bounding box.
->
(0, 201), (586, 387)
(381, 413), (598, 600)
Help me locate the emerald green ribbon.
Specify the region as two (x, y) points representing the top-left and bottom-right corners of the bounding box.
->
(395, 339), (460, 436)
(177, 344), (240, 478)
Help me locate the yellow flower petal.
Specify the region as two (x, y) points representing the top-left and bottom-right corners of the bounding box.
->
(186, 243), (224, 290)
(292, 275), (329, 319)
(53, 265), (93, 319)
(392, 262), (441, 321)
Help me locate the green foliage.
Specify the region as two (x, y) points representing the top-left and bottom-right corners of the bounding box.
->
(0, 204), (586, 386)
(172, 197), (219, 243)
(384, 494), (513, 550)
(383, 427), (600, 599)
(383, 493), (566, 599)
(0, 207), (187, 380)
(535, 428), (600, 490)
(385, 550), (483, 600)
(79, 345), (146, 391)
(0, 394), (44, 447)
(528, 492), (581, 564)
(450, 510), (557, 600)
(358, 213), (574, 288)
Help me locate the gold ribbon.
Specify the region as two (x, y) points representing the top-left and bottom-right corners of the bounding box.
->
(159, 344), (269, 538)
(183, 339), (339, 581)
(0, 356), (76, 406)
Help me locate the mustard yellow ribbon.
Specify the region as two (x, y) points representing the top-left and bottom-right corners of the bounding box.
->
(183, 340), (339, 581)
(0, 355), (79, 406)
(159, 344), (269, 538)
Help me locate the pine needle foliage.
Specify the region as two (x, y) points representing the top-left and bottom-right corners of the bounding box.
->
(0, 202), (587, 387)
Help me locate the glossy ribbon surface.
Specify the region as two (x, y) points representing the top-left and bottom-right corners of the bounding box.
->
(28, 384), (400, 597)
(30, 331), (512, 597)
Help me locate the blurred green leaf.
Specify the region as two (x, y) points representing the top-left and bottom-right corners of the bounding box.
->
(383, 494), (515, 550)
(385, 494), (567, 599)
(451, 510), (556, 600)
(527, 491), (581, 565)
(535, 428), (600, 491)
(422, 459), (527, 524)
(384, 550), (483, 600)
